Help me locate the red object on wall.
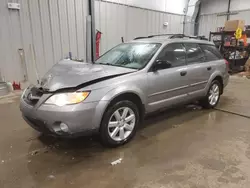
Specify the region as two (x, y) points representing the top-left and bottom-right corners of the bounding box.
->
(96, 30), (102, 59)
(12, 81), (21, 90)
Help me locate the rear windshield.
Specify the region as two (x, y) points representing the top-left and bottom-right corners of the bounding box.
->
(95, 43), (161, 69)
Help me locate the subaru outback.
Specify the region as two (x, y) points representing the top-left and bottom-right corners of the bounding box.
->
(20, 35), (229, 146)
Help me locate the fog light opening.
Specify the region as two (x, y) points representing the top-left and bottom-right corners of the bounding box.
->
(60, 123), (69, 133)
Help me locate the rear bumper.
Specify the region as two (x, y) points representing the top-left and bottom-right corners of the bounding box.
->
(20, 96), (109, 137)
(223, 73), (230, 88)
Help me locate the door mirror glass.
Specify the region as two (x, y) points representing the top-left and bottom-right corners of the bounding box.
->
(153, 60), (172, 71)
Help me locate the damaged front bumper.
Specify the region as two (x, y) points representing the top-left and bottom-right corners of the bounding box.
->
(20, 87), (108, 137)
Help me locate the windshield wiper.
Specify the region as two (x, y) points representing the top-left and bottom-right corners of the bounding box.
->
(97, 62), (138, 70)
(97, 62), (123, 67)
(96, 62), (113, 66)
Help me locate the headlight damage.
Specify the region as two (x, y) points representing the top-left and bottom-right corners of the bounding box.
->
(45, 92), (90, 106)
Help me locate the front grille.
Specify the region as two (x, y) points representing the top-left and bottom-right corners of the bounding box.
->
(23, 97), (37, 106)
(23, 87), (43, 106)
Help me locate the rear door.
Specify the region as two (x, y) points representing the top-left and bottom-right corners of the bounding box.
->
(184, 43), (208, 96)
(184, 43), (223, 97)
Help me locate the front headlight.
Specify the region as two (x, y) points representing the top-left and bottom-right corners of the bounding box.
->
(45, 92), (90, 106)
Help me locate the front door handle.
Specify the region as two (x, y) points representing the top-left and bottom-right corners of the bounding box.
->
(207, 67), (212, 71)
(180, 71), (187, 76)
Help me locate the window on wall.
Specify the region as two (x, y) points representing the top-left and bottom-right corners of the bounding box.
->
(200, 44), (223, 61)
(157, 43), (186, 69)
(185, 43), (205, 64)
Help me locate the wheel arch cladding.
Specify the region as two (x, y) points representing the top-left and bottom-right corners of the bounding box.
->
(213, 76), (223, 94)
(106, 92), (145, 123)
(207, 71), (224, 95)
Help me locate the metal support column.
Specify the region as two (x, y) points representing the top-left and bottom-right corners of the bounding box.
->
(194, 0), (201, 36)
(227, 0), (231, 20)
(183, 0), (190, 35)
(89, 0), (96, 62)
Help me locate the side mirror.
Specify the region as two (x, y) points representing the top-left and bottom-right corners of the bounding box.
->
(152, 60), (172, 71)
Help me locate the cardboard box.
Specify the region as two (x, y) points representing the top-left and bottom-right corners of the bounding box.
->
(224, 20), (245, 31)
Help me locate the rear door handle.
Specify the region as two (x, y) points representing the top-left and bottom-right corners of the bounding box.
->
(180, 71), (187, 76)
(207, 67), (212, 71)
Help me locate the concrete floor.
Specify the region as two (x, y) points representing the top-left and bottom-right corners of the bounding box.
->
(0, 76), (250, 188)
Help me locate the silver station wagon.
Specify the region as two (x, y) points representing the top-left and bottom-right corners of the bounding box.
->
(20, 35), (229, 147)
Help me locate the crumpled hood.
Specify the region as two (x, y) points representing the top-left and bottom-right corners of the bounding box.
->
(39, 59), (136, 92)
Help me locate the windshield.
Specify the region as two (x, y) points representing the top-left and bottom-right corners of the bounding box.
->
(95, 43), (161, 69)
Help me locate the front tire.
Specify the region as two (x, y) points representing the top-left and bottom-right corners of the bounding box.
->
(100, 100), (140, 147)
(200, 80), (222, 109)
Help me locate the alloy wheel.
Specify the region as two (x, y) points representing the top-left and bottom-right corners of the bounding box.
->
(108, 107), (136, 142)
(208, 83), (220, 106)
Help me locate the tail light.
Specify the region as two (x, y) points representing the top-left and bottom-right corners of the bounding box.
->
(225, 59), (229, 66)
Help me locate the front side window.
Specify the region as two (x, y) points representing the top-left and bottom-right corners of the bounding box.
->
(156, 43), (186, 69)
(185, 43), (205, 64)
(95, 43), (161, 69)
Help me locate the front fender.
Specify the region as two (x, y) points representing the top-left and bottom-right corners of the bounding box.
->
(101, 85), (147, 105)
(91, 85), (147, 130)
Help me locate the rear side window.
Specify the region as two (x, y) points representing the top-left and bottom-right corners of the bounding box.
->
(200, 44), (223, 61)
(157, 43), (186, 68)
(184, 43), (205, 65)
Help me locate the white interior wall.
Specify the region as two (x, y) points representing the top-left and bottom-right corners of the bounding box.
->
(0, 0), (188, 83)
(228, 0), (250, 11)
(0, 0), (89, 83)
(199, 14), (227, 37)
(95, 0), (184, 55)
(230, 11), (250, 25)
(199, 0), (250, 37)
(200, 0), (250, 14)
(103, 0), (188, 14)
(200, 0), (228, 15)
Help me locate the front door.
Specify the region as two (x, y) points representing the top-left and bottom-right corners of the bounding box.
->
(147, 43), (189, 112)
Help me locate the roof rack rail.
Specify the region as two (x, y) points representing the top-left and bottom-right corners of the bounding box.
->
(133, 36), (149, 40)
(169, 34), (185, 39)
(170, 34), (208, 40)
(134, 34), (173, 40)
(188, 35), (208, 40)
(147, 34), (173, 38)
(134, 34), (208, 41)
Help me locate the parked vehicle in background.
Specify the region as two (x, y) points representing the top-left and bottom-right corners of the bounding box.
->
(20, 34), (229, 147)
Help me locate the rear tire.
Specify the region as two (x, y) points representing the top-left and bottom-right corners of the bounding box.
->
(200, 80), (221, 109)
(100, 100), (140, 147)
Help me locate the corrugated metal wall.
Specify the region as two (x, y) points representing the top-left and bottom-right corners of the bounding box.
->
(95, 0), (185, 55)
(104, 0), (188, 15)
(0, 0), (89, 83)
(183, 16), (194, 36)
(199, 11), (250, 38)
(198, 14), (227, 38)
(0, 0), (186, 83)
(199, 0), (228, 15)
(230, 10), (250, 25)
(198, 0), (250, 38)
